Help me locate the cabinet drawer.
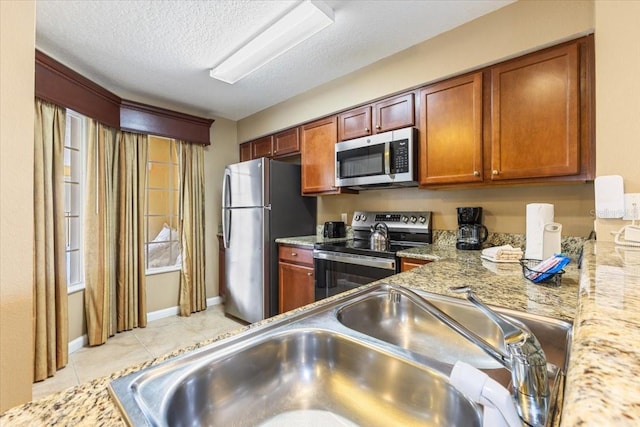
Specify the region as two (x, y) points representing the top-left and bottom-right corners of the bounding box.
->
(279, 245), (314, 266)
(400, 257), (431, 272)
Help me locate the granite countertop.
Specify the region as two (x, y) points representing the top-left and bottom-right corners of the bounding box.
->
(2, 240), (639, 426)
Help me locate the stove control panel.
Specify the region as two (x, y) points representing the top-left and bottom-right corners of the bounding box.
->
(352, 210), (432, 234)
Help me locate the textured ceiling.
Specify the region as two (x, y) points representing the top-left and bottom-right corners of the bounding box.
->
(35, 0), (513, 121)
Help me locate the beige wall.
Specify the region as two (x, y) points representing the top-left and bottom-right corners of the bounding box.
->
(592, 1), (640, 239)
(0, 0), (36, 412)
(238, 0), (597, 237)
(204, 117), (238, 298)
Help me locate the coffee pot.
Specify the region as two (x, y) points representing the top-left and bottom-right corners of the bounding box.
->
(456, 207), (489, 250)
(370, 222), (390, 251)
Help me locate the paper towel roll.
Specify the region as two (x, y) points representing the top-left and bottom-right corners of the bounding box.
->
(542, 222), (562, 258)
(525, 203), (554, 259)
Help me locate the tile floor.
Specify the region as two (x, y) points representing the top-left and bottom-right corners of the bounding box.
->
(32, 304), (243, 401)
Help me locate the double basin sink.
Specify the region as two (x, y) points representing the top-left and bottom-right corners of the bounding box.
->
(109, 283), (572, 426)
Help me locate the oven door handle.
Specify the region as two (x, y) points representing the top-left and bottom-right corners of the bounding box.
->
(313, 250), (396, 271)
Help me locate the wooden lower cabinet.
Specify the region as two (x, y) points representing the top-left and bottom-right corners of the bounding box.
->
(400, 257), (431, 272)
(217, 235), (226, 299)
(278, 245), (315, 312)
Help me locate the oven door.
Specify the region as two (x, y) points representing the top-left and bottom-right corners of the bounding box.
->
(313, 251), (397, 301)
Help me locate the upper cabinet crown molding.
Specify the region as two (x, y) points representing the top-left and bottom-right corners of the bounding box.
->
(35, 50), (213, 144)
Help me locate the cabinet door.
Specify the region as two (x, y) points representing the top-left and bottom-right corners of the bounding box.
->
(338, 105), (372, 141)
(419, 73), (483, 185)
(252, 135), (273, 159)
(374, 92), (415, 133)
(400, 257), (431, 272)
(273, 127), (300, 157)
(300, 116), (339, 194)
(490, 43), (580, 180)
(278, 262), (314, 313)
(239, 142), (252, 162)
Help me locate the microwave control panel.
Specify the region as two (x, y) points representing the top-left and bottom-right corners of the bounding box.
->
(390, 139), (409, 173)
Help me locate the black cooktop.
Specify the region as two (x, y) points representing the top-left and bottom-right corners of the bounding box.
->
(314, 239), (422, 258)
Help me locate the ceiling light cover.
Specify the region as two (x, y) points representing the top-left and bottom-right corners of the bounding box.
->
(210, 0), (334, 84)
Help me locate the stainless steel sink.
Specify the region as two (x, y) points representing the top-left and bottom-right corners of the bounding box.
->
(111, 327), (481, 426)
(336, 284), (572, 393)
(109, 283), (571, 426)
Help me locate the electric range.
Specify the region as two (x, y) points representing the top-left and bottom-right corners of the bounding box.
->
(313, 210), (432, 300)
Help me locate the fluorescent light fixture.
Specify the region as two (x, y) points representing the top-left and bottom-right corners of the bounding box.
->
(209, 0), (334, 84)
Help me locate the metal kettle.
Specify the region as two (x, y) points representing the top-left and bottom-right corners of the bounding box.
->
(370, 222), (390, 251)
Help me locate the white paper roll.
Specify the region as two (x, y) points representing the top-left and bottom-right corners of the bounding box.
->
(525, 203), (554, 260)
(542, 222), (562, 258)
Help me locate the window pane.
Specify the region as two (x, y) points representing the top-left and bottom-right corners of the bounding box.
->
(169, 164), (179, 190)
(67, 250), (82, 286)
(148, 189), (170, 215)
(68, 216), (80, 250)
(148, 163), (171, 188)
(67, 182), (81, 216)
(148, 136), (171, 162)
(68, 114), (83, 150)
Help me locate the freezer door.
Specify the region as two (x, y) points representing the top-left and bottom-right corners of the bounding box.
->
(224, 206), (269, 323)
(223, 158), (266, 208)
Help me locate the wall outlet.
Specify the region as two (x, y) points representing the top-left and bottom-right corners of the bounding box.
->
(341, 213), (348, 223)
(623, 193), (640, 220)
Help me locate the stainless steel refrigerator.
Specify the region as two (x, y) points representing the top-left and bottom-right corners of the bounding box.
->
(222, 158), (317, 323)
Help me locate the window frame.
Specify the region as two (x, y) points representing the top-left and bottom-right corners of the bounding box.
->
(145, 136), (181, 275)
(63, 109), (87, 294)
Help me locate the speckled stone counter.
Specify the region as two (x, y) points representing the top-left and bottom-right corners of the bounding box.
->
(2, 240), (638, 426)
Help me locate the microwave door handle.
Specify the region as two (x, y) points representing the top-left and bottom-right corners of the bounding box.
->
(384, 141), (391, 174)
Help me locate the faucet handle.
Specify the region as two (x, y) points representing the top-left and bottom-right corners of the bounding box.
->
(449, 286), (527, 346)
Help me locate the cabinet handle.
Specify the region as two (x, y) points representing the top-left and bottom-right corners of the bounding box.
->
(473, 170), (480, 176)
(492, 170), (499, 175)
(364, 127), (370, 133)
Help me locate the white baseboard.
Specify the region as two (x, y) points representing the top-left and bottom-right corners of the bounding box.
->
(68, 296), (225, 355)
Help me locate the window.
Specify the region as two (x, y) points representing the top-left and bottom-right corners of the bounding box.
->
(63, 110), (87, 293)
(145, 136), (181, 273)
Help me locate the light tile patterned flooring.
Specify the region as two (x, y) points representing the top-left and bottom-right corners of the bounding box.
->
(32, 304), (243, 401)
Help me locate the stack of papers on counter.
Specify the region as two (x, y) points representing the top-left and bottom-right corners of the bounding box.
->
(481, 245), (523, 263)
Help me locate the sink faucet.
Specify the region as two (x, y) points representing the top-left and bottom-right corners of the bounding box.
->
(386, 284), (549, 427)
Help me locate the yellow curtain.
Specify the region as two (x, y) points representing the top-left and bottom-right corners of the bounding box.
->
(178, 142), (207, 316)
(117, 132), (148, 331)
(84, 120), (118, 345)
(33, 99), (68, 381)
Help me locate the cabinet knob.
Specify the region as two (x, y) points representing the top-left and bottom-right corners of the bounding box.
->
(473, 170), (480, 176)
(492, 170), (499, 175)
(291, 252), (298, 256)
(375, 124), (381, 130)
(364, 127), (370, 133)
(307, 272), (312, 276)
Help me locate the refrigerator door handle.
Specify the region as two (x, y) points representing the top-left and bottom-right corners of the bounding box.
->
(222, 169), (231, 248)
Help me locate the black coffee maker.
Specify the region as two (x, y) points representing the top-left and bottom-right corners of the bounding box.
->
(456, 207), (488, 250)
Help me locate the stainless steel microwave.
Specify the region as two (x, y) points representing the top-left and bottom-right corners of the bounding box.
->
(335, 127), (417, 189)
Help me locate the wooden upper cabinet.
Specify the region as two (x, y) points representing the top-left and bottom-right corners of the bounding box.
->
(337, 92), (415, 141)
(490, 42), (580, 181)
(252, 135), (274, 159)
(300, 116), (340, 194)
(374, 93), (415, 133)
(239, 142), (252, 162)
(338, 105), (372, 141)
(419, 73), (483, 185)
(273, 127), (300, 157)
